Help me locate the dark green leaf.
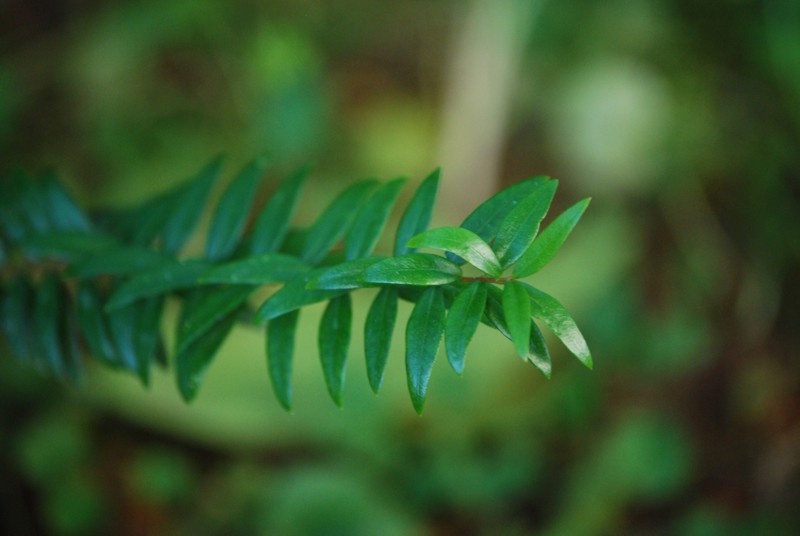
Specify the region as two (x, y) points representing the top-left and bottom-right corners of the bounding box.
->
(255, 271), (347, 322)
(267, 311), (299, 410)
(134, 297), (166, 384)
(407, 227), (502, 277)
(199, 253), (310, 285)
(319, 294), (352, 406)
(345, 178), (406, 260)
(40, 169), (92, 232)
(306, 257), (383, 290)
(176, 286), (253, 353)
(394, 168), (440, 256)
(250, 164), (310, 254)
(105, 259), (210, 310)
(301, 180), (378, 264)
(205, 156), (270, 260)
(364, 253), (461, 286)
(106, 303), (140, 375)
(522, 283), (592, 369)
(60, 301), (84, 384)
(445, 281), (487, 374)
(1, 276), (34, 361)
(67, 246), (170, 279)
(502, 280), (532, 359)
(176, 309), (238, 401)
(0, 169), (36, 242)
(513, 198), (591, 277)
(33, 273), (64, 377)
(493, 180), (558, 267)
(406, 286), (446, 414)
(75, 282), (119, 367)
(365, 287), (398, 393)
(22, 231), (118, 261)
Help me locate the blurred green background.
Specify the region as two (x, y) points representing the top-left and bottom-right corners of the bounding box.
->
(2, 0), (799, 534)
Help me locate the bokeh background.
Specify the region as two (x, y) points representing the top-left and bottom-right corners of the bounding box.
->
(2, 0), (799, 534)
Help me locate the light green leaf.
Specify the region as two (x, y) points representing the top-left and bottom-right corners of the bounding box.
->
(301, 180), (378, 264)
(176, 308), (238, 401)
(176, 286), (254, 354)
(105, 260), (211, 310)
(445, 281), (487, 374)
(345, 178), (406, 260)
(395, 168), (440, 255)
(306, 257), (383, 290)
(198, 253), (310, 285)
(205, 156), (270, 260)
(250, 164), (310, 255)
(364, 253), (461, 286)
(67, 246), (170, 279)
(513, 198), (591, 277)
(502, 280), (532, 359)
(267, 311), (299, 410)
(255, 271), (346, 321)
(319, 294), (352, 407)
(493, 180), (558, 267)
(522, 283), (592, 369)
(408, 227), (502, 277)
(365, 287), (398, 393)
(406, 286), (445, 414)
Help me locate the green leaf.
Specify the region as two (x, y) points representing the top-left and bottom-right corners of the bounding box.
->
(301, 179), (378, 264)
(445, 281), (487, 374)
(484, 285), (551, 377)
(67, 246), (170, 279)
(133, 296), (164, 385)
(319, 294), (352, 406)
(306, 257), (383, 290)
(75, 282), (119, 367)
(161, 156), (224, 253)
(406, 286), (446, 414)
(267, 311), (299, 410)
(33, 273), (65, 377)
(1, 276), (34, 361)
(176, 286), (254, 353)
(502, 280), (532, 359)
(106, 303), (141, 375)
(249, 164), (310, 255)
(522, 283), (593, 369)
(365, 287), (398, 393)
(22, 231), (118, 261)
(176, 309), (238, 401)
(394, 168), (440, 255)
(364, 253), (461, 286)
(205, 156), (270, 260)
(40, 169), (92, 232)
(105, 259), (211, 310)
(493, 180), (558, 267)
(407, 227), (502, 277)
(513, 198), (591, 277)
(60, 304), (84, 384)
(255, 271), (347, 321)
(345, 178), (406, 260)
(198, 253), (310, 285)
(447, 177), (548, 263)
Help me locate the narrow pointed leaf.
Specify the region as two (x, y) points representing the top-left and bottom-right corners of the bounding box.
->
(199, 253), (310, 285)
(365, 287), (398, 393)
(33, 273), (64, 377)
(514, 198), (591, 277)
(445, 281), (487, 374)
(502, 280), (532, 359)
(267, 311), (299, 410)
(67, 246), (170, 279)
(134, 297), (165, 384)
(75, 282), (120, 367)
(301, 180), (378, 264)
(250, 164), (310, 255)
(105, 259), (211, 310)
(447, 177), (548, 263)
(319, 294), (352, 406)
(60, 303), (84, 384)
(41, 169), (92, 232)
(22, 231), (118, 261)
(1, 276), (34, 360)
(408, 227), (502, 277)
(306, 257), (383, 290)
(406, 286), (445, 414)
(176, 309), (238, 401)
(522, 283), (592, 369)
(364, 253), (461, 286)
(494, 180), (558, 267)
(255, 271), (346, 321)
(206, 156), (270, 260)
(395, 168), (440, 255)
(177, 286), (254, 353)
(345, 178), (406, 260)
(106, 303), (141, 375)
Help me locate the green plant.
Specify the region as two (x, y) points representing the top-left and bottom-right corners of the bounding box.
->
(0, 157), (591, 413)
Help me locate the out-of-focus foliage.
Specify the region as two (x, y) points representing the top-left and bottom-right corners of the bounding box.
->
(1, 0), (798, 535)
